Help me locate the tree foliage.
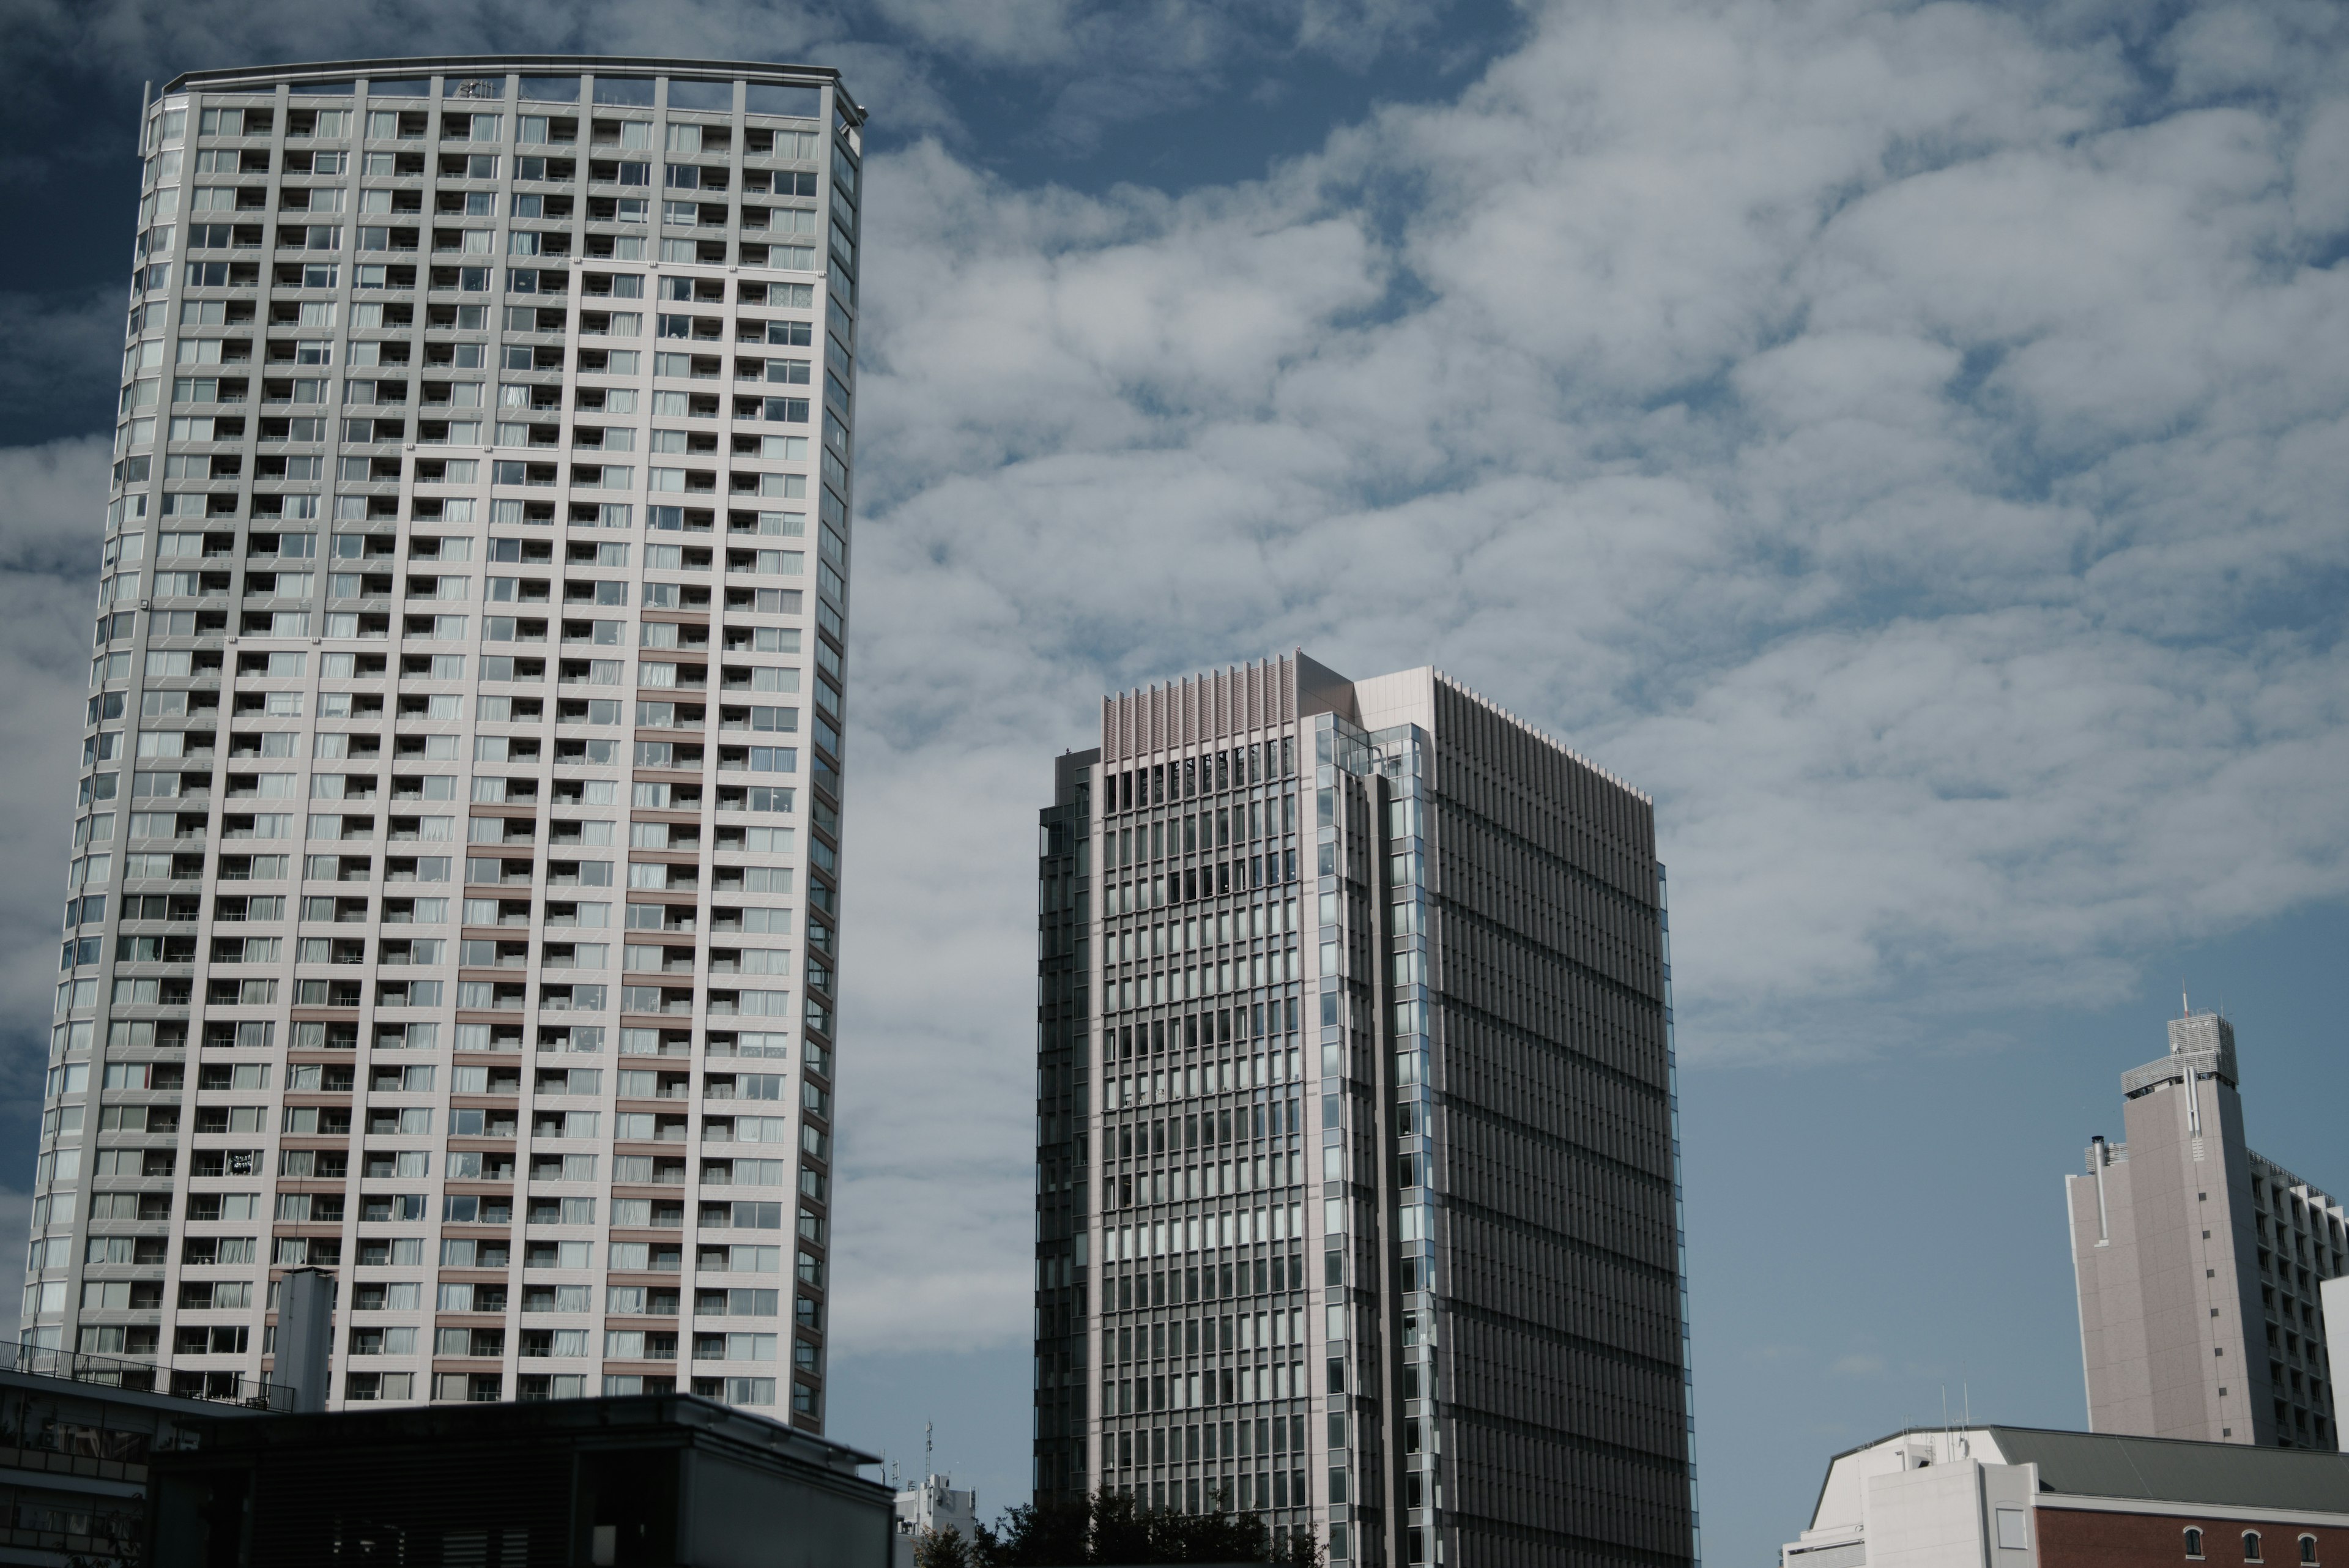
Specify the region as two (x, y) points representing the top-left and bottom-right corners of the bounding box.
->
(932, 1488), (1321, 1567)
(916, 1526), (977, 1568)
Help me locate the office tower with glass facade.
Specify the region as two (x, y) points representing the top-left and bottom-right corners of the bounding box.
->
(1034, 653), (1698, 1566)
(2068, 1010), (2347, 1449)
(31, 56), (863, 1427)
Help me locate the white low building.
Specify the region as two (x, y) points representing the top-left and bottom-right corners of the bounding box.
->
(892, 1473), (980, 1566)
(1785, 1424), (2349, 1568)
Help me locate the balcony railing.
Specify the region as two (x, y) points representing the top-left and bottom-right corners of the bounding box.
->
(1, 1336), (292, 1409)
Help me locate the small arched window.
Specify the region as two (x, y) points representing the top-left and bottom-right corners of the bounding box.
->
(2186, 1530), (2205, 1559)
(2299, 1537), (2318, 1566)
(2245, 1533), (2264, 1562)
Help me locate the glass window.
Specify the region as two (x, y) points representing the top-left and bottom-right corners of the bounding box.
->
(746, 84), (820, 119)
(667, 79), (735, 112)
(593, 76), (655, 106)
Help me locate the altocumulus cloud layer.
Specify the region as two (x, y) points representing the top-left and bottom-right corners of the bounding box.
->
(1, 0), (2347, 1354)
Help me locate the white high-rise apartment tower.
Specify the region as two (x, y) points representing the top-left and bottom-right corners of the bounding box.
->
(29, 56), (863, 1427)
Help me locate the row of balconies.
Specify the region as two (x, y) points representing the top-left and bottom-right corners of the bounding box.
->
(74, 1239), (823, 1291)
(174, 108), (819, 158)
(152, 320), (790, 374)
(97, 840), (802, 896)
(156, 260), (816, 322)
(137, 285), (801, 352)
(193, 159), (779, 203)
(93, 964), (773, 1012)
(64, 1094), (814, 1165)
(64, 1029), (799, 1104)
(150, 383), (809, 440)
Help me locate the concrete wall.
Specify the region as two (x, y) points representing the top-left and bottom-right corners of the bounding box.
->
(2070, 1053), (2269, 1444)
(2071, 1148), (2152, 1433)
(1859, 1457), (2040, 1568)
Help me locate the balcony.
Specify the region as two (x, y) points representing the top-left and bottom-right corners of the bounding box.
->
(1, 1337), (291, 1410)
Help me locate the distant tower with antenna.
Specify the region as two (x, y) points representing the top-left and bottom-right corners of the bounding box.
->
(2066, 999), (2349, 1450)
(890, 1432), (980, 1559)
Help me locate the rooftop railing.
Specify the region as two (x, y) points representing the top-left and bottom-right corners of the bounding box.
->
(1, 1337), (292, 1409)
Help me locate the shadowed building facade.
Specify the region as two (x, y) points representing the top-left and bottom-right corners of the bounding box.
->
(1035, 653), (1698, 1567)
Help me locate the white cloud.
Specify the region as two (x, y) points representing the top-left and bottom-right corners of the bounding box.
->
(818, 0), (2349, 1351)
(0, 0), (1464, 173)
(0, 1188), (31, 1335)
(1, 0), (2345, 1372)
(2291, 99), (2349, 234)
(0, 290), (122, 422)
(0, 439), (108, 1040)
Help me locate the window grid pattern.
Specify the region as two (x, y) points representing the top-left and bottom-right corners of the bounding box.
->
(35, 59), (863, 1429)
(1045, 680), (1318, 1554)
(1047, 658), (1695, 1567)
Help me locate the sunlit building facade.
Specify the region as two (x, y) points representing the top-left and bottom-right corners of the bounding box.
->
(30, 55), (864, 1427)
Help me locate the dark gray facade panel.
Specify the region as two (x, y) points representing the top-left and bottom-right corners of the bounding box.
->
(1037, 657), (1694, 1568)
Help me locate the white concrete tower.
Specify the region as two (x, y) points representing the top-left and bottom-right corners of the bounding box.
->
(32, 56), (863, 1429)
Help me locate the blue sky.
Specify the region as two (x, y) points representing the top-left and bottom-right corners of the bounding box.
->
(3, 1), (2348, 1561)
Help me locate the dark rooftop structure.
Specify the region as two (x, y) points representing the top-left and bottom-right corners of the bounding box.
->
(1984, 1423), (2349, 1511)
(0, 1338), (274, 1565)
(1805, 1422), (2349, 1534)
(146, 1393), (891, 1568)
